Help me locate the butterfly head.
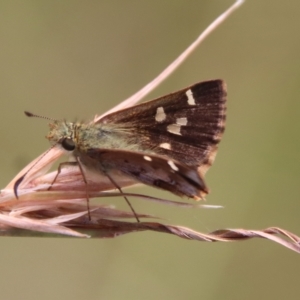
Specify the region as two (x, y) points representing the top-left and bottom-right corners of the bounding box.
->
(47, 120), (77, 151)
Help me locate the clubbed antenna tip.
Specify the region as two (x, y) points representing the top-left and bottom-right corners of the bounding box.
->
(24, 111), (34, 117)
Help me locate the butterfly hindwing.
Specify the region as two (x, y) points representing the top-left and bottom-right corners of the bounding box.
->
(86, 148), (208, 199)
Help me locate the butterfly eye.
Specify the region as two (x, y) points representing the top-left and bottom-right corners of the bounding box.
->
(61, 138), (75, 151)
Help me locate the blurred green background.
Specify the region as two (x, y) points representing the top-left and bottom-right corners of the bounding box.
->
(0, 0), (300, 299)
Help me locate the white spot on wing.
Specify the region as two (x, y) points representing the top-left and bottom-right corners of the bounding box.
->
(143, 155), (152, 161)
(168, 160), (179, 171)
(155, 107), (166, 122)
(159, 142), (171, 150)
(176, 117), (188, 126)
(186, 89), (195, 105)
(167, 124), (182, 135)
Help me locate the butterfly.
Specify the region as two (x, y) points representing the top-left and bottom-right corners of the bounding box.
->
(15, 79), (226, 220)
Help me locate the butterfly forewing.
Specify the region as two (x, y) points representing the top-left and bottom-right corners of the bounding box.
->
(99, 80), (226, 176)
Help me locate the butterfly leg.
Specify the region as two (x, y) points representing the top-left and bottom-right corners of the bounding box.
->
(47, 161), (78, 190)
(101, 169), (140, 223)
(49, 160), (91, 220)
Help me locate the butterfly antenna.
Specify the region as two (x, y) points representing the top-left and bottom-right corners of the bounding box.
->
(104, 172), (140, 223)
(24, 111), (59, 122)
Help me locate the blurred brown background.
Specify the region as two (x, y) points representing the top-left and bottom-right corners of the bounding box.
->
(0, 1), (299, 299)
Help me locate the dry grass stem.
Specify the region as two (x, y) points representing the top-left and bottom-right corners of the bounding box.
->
(2, 1), (299, 253)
